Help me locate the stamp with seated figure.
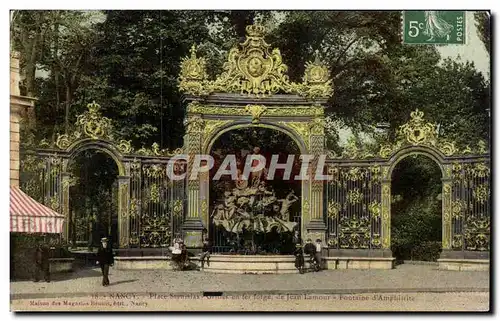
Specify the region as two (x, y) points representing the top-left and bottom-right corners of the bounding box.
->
(402, 11), (466, 44)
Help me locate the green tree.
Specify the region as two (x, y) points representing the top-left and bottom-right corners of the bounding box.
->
(474, 11), (490, 55)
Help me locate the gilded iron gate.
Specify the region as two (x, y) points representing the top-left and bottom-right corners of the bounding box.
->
(450, 160), (490, 251)
(325, 164), (382, 250)
(325, 110), (490, 258)
(20, 102), (187, 249)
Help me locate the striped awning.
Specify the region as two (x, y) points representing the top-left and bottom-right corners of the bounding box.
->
(10, 186), (65, 234)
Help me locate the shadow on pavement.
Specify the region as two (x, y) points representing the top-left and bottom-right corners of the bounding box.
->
(110, 279), (139, 286)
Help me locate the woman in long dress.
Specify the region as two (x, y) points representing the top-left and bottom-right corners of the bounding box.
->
(423, 11), (454, 41)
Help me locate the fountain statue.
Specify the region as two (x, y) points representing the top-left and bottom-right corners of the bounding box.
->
(211, 178), (298, 235)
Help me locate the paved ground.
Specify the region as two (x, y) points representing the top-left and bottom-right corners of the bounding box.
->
(11, 264), (488, 298)
(11, 292), (490, 312)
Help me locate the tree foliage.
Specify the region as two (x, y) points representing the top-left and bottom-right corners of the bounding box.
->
(12, 10), (489, 151)
(474, 11), (490, 55)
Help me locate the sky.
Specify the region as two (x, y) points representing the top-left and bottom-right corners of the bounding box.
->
(437, 11), (490, 79)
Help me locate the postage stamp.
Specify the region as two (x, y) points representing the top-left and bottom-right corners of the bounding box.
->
(402, 11), (466, 44)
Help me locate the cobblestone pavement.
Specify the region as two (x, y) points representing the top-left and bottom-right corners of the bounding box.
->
(10, 264), (489, 300)
(11, 292), (490, 312)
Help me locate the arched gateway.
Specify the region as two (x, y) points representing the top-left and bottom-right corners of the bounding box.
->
(179, 24), (333, 249)
(20, 24), (489, 271)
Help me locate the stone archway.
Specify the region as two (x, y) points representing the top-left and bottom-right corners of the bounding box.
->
(207, 125), (303, 253)
(385, 147), (447, 259)
(22, 101), (188, 249)
(66, 149), (121, 248)
(179, 24), (333, 248)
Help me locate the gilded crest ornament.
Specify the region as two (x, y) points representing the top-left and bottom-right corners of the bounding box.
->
(76, 101), (113, 140)
(397, 109), (437, 146)
(245, 105), (267, 123)
(295, 50), (334, 99)
(179, 45), (209, 96)
(179, 24), (333, 98)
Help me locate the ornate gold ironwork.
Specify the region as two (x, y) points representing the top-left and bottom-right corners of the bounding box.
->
(117, 140), (133, 154)
(75, 101), (113, 140)
(376, 109), (464, 158)
(187, 102), (324, 117)
(140, 214), (171, 248)
(368, 201), (381, 218)
(347, 188), (363, 204)
(185, 115), (205, 134)
(452, 235), (463, 249)
(179, 45), (209, 96)
(179, 24), (333, 98)
(471, 163), (490, 178)
(398, 109), (437, 146)
(327, 201), (341, 218)
(143, 164), (165, 179)
(49, 101), (173, 157)
(343, 167), (365, 182)
(464, 216), (490, 251)
(295, 50), (334, 99)
(451, 200), (465, 219)
(372, 233), (381, 247)
(149, 184), (160, 203)
(173, 199), (184, 217)
(245, 105), (267, 123)
(339, 216), (370, 249)
(129, 198), (139, 218)
(327, 236), (338, 247)
(473, 184), (489, 204)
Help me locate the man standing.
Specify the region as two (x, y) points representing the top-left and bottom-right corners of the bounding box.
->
(314, 239), (323, 270)
(34, 242), (50, 283)
(96, 237), (114, 286)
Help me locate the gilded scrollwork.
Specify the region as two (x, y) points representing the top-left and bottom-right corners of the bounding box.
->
(143, 164), (165, 179)
(327, 201), (341, 219)
(397, 109), (437, 146)
(338, 216), (370, 249)
(347, 188), (363, 204)
(368, 201), (381, 218)
(187, 102), (324, 117)
(179, 24), (333, 98)
(464, 216), (490, 251)
(245, 105), (267, 123)
(473, 184), (489, 204)
(75, 101), (113, 140)
(451, 200), (465, 219)
(179, 45), (209, 96)
(117, 140), (133, 154)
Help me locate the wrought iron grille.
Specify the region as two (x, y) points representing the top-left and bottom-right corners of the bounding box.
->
(129, 160), (187, 248)
(451, 161), (490, 251)
(325, 164), (382, 250)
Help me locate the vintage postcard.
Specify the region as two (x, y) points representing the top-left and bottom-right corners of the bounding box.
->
(9, 9), (490, 312)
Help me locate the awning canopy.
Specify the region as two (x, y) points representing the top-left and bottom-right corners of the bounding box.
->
(10, 186), (65, 234)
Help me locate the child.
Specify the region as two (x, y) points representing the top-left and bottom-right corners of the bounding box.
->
(294, 243), (305, 274)
(171, 236), (183, 270)
(200, 238), (211, 269)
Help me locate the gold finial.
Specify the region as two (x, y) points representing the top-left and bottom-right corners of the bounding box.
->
(245, 24), (266, 38)
(87, 101), (100, 113)
(314, 49), (321, 64)
(190, 44), (197, 57)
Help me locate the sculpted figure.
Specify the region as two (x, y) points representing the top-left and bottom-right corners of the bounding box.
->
(212, 204), (226, 220)
(279, 190), (299, 221)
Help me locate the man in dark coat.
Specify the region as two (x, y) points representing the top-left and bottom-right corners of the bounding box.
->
(34, 242), (50, 282)
(96, 237), (114, 286)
